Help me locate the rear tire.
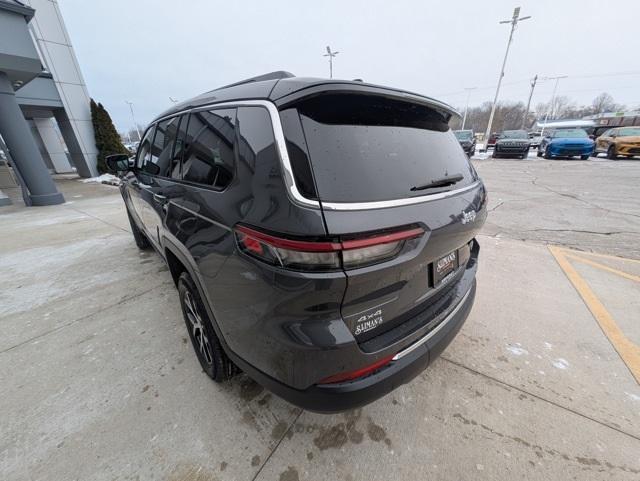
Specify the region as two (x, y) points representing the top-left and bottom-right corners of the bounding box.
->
(580, 155), (590, 160)
(536, 150), (543, 157)
(544, 147), (553, 159)
(607, 145), (617, 160)
(178, 272), (235, 382)
(126, 208), (150, 249)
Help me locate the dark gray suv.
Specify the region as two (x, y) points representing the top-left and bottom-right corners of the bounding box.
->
(107, 72), (487, 412)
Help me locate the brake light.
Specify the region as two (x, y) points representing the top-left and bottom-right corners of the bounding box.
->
(318, 354), (394, 384)
(234, 225), (423, 271)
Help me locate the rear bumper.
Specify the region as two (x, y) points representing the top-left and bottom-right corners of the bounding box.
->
(229, 279), (476, 413)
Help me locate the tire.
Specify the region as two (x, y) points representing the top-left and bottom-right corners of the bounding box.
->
(580, 155), (590, 160)
(536, 150), (543, 157)
(607, 145), (617, 160)
(178, 272), (235, 382)
(126, 208), (150, 249)
(543, 147), (553, 159)
(592, 151), (598, 158)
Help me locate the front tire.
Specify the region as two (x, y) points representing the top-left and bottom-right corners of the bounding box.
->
(580, 155), (590, 160)
(126, 208), (150, 249)
(178, 272), (234, 382)
(544, 147), (553, 159)
(607, 145), (617, 160)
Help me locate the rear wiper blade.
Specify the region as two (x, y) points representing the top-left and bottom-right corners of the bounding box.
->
(410, 173), (464, 192)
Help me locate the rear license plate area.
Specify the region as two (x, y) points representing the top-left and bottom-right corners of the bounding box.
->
(432, 250), (459, 286)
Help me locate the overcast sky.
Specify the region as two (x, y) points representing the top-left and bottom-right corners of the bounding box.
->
(58, 0), (640, 133)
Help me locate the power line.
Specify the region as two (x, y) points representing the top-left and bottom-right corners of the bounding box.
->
(435, 70), (640, 100)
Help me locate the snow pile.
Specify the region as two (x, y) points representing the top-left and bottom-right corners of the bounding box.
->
(80, 174), (121, 186)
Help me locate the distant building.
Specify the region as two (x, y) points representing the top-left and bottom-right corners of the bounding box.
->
(583, 111), (640, 136)
(0, 0), (97, 206)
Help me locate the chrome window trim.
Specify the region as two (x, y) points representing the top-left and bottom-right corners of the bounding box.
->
(154, 100), (320, 209)
(152, 100), (481, 212)
(392, 286), (472, 361)
(322, 181), (481, 211)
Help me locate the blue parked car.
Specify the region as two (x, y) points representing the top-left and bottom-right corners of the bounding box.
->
(537, 129), (594, 160)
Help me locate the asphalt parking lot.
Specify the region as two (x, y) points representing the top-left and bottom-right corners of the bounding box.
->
(1, 158), (639, 480)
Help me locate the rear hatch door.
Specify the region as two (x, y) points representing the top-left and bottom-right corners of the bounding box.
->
(291, 92), (487, 349)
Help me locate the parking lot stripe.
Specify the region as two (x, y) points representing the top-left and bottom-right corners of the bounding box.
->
(563, 253), (640, 284)
(568, 249), (640, 265)
(549, 246), (640, 385)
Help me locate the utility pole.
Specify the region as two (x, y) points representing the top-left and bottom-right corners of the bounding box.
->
(125, 101), (141, 142)
(521, 74), (537, 129)
(539, 75), (568, 137)
(483, 7), (531, 148)
(461, 87), (477, 130)
(323, 46), (339, 79)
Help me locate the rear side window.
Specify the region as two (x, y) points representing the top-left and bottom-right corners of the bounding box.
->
(295, 94), (475, 203)
(143, 116), (181, 177)
(182, 109), (236, 189)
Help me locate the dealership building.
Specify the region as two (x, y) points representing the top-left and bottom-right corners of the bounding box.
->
(0, 0), (97, 206)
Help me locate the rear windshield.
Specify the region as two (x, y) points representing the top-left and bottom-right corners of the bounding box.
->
(292, 94), (475, 203)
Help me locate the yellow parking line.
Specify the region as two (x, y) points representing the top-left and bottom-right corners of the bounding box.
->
(558, 247), (640, 265)
(549, 245), (640, 384)
(563, 253), (640, 283)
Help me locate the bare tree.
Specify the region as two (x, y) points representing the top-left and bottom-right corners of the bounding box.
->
(591, 92), (622, 115)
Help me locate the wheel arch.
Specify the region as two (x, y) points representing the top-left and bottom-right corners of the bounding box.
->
(162, 238), (234, 355)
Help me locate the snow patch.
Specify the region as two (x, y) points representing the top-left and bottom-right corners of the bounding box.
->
(506, 345), (528, 356)
(552, 358), (569, 370)
(80, 174), (120, 186)
(624, 392), (640, 402)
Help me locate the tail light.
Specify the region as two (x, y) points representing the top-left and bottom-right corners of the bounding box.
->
(234, 225), (423, 271)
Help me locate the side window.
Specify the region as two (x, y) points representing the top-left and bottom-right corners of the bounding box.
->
(136, 126), (155, 169)
(237, 107), (277, 173)
(143, 116), (181, 177)
(182, 108), (236, 189)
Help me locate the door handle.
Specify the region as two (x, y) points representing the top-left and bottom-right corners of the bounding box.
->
(153, 193), (168, 204)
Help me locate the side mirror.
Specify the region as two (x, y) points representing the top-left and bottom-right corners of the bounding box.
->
(610, 134), (617, 138)
(105, 154), (131, 174)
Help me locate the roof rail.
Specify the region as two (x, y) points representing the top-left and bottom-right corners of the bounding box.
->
(213, 71), (295, 91)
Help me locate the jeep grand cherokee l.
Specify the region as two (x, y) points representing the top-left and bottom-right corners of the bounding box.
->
(106, 71), (487, 412)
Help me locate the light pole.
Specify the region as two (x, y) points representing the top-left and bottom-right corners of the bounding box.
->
(461, 87), (477, 130)
(539, 75), (568, 137)
(323, 46), (339, 79)
(125, 101), (141, 142)
(521, 74), (537, 129)
(483, 7), (531, 148)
